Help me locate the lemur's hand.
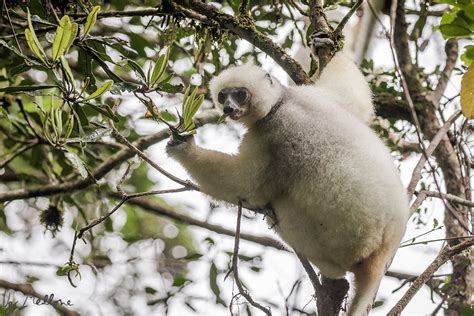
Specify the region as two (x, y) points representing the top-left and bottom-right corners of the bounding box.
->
(167, 133), (194, 147)
(310, 31), (335, 54)
(166, 132), (195, 159)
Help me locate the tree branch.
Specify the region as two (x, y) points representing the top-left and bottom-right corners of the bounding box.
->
(0, 279), (79, 316)
(308, 0), (333, 70)
(419, 190), (474, 208)
(385, 270), (443, 295)
(406, 111), (461, 198)
(228, 201), (272, 315)
(0, 140), (39, 169)
(0, 110), (223, 203)
(428, 39), (459, 109)
(296, 253), (349, 315)
(76, 187), (190, 239)
(111, 126), (199, 190)
(0, 130), (167, 203)
(109, 192), (285, 251)
(387, 237), (474, 315)
(333, 0), (364, 36)
(175, 0), (312, 85)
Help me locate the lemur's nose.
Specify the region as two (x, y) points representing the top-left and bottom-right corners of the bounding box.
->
(223, 98), (238, 114)
(223, 106), (234, 114)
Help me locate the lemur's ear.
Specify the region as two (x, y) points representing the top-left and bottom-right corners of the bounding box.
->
(265, 73), (273, 85)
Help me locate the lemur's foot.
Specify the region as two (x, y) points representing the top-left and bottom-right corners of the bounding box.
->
(310, 31), (335, 49)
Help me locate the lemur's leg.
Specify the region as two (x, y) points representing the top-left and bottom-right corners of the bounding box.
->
(309, 31), (374, 123)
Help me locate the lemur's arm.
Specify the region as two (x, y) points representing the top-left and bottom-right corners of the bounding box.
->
(166, 139), (258, 204)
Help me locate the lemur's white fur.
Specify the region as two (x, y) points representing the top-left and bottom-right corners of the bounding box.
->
(167, 52), (410, 315)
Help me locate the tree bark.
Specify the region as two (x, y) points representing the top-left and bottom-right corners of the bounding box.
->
(394, 1), (473, 313)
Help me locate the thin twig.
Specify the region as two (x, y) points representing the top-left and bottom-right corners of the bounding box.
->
(334, 0), (364, 35)
(110, 192), (285, 250)
(389, 0), (431, 175)
(387, 237), (474, 315)
(229, 201), (272, 315)
(430, 297), (446, 315)
(17, 99), (42, 140)
(406, 111), (461, 198)
(296, 254), (323, 294)
(288, 0), (308, 16)
(111, 126), (199, 190)
(2, 2), (22, 52)
(0, 140), (39, 168)
(401, 226), (444, 246)
(385, 270), (443, 295)
(400, 235), (474, 248)
(419, 190), (474, 208)
(176, 0), (312, 84)
(76, 187), (189, 239)
(428, 39), (458, 109)
(0, 109), (222, 203)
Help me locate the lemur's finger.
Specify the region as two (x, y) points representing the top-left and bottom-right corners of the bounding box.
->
(310, 31), (335, 48)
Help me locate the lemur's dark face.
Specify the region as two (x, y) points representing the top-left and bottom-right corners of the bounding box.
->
(217, 87), (251, 120)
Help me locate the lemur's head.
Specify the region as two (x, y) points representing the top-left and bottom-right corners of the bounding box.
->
(209, 64), (284, 125)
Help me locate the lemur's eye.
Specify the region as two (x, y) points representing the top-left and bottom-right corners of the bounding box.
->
(235, 90), (248, 103)
(217, 91), (226, 104)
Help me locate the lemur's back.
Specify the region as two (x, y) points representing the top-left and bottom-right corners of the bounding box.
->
(254, 87), (409, 277)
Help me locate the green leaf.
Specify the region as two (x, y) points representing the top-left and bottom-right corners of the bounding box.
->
(127, 59), (146, 81)
(66, 22), (78, 52)
(151, 50), (169, 85)
(461, 45), (474, 66)
(0, 107), (11, 130)
(209, 262), (226, 307)
(52, 15), (73, 61)
(25, 29), (46, 65)
(72, 103), (88, 126)
(440, 9), (460, 26)
(464, 4), (474, 21)
(189, 95), (204, 119)
(460, 64), (474, 118)
(64, 151), (88, 179)
(160, 111), (177, 122)
(60, 56), (75, 87)
(83, 80), (113, 101)
(159, 82), (183, 94)
(83, 5), (101, 38)
(0, 39), (37, 63)
(184, 86), (198, 124)
(83, 102), (119, 121)
(372, 300), (384, 309)
(145, 287), (157, 295)
(434, 0), (455, 5)
(181, 85), (191, 114)
(439, 23), (472, 38)
(26, 9), (47, 65)
(172, 275), (188, 287)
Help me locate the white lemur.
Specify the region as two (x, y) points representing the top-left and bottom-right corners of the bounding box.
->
(166, 33), (410, 315)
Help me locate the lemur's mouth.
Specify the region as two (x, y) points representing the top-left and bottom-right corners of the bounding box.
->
(229, 109), (245, 120)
